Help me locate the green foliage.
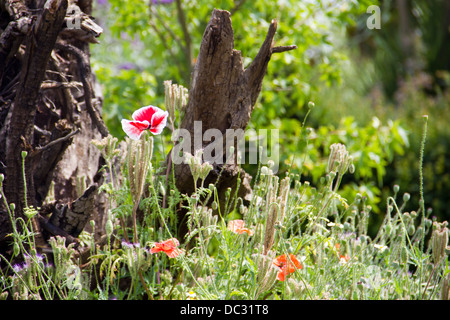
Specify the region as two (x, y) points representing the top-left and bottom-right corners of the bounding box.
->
(93, 65), (157, 139)
(381, 75), (450, 224)
(92, 0), (372, 135)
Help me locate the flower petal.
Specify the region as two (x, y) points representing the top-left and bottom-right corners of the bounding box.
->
(149, 110), (169, 135)
(150, 247), (162, 254)
(228, 220), (245, 233)
(151, 238), (181, 257)
(277, 269), (286, 281)
(273, 254), (286, 268)
(121, 119), (150, 140)
(239, 228), (254, 236)
(165, 248), (182, 258)
(132, 105), (162, 122)
(161, 238), (179, 248)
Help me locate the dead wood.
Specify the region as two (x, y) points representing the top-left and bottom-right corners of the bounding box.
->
(172, 9), (296, 209)
(0, 0), (107, 258)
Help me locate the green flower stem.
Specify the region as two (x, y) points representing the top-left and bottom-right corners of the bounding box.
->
(279, 236), (313, 299)
(149, 177), (214, 299)
(418, 115), (428, 252)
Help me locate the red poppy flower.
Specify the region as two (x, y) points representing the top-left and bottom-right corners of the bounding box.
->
(121, 105), (168, 140)
(150, 238), (181, 258)
(273, 254), (302, 281)
(228, 219), (254, 236)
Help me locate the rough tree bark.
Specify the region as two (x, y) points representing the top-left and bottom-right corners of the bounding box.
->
(172, 9), (296, 209)
(0, 0), (108, 257)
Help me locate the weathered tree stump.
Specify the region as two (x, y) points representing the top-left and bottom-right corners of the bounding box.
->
(171, 9), (296, 209)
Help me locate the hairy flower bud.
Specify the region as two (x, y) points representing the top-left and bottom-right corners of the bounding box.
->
(431, 222), (448, 264)
(403, 193), (410, 202)
(106, 219), (113, 237)
(393, 184), (400, 193)
(13, 242), (20, 257)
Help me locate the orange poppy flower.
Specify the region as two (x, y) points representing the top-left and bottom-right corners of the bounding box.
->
(273, 254), (302, 281)
(228, 220), (254, 236)
(150, 238), (181, 258)
(339, 254), (350, 264)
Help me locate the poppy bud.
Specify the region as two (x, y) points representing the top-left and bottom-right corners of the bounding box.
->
(393, 185), (400, 193)
(261, 166), (271, 175)
(408, 224), (415, 236)
(13, 242), (20, 257)
(225, 187), (231, 198)
(343, 222), (351, 231)
(159, 181), (166, 197)
(385, 222), (392, 235)
(401, 247), (408, 263)
(349, 163), (355, 174)
(403, 193), (410, 202)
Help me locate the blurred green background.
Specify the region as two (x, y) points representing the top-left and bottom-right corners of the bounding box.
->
(90, 0), (450, 236)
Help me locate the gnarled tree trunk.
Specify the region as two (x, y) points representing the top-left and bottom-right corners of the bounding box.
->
(0, 0), (108, 258)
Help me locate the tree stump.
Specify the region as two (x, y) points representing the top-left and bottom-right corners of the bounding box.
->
(171, 9), (296, 209)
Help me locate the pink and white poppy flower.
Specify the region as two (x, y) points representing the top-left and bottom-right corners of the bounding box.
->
(121, 105), (169, 140)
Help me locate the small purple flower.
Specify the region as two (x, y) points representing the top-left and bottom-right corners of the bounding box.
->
(121, 241), (134, 249)
(121, 240), (140, 249)
(12, 264), (22, 273)
(97, 0), (108, 5)
(152, 0), (174, 4)
(35, 253), (44, 262)
(118, 62), (136, 70)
